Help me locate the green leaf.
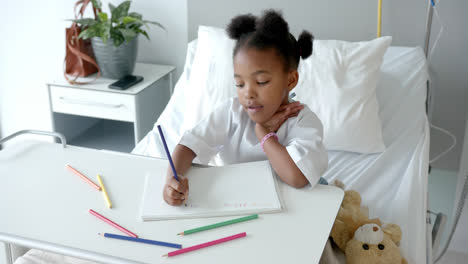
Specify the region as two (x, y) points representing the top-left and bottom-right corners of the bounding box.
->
(99, 21), (111, 40)
(91, 0), (102, 10)
(79, 20), (110, 43)
(144, 20), (166, 32)
(118, 28), (137, 43)
(128, 12), (142, 20)
(122, 16), (138, 24)
(110, 28), (125, 46)
(108, 3), (116, 12)
(137, 28), (150, 40)
(68, 18), (97, 26)
(98, 12), (108, 22)
(78, 27), (97, 40)
(72, 1), (165, 45)
(111, 1), (131, 23)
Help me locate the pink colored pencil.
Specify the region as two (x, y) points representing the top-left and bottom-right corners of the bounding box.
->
(66, 164), (101, 191)
(88, 209), (138, 238)
(162, 232), (246, 257)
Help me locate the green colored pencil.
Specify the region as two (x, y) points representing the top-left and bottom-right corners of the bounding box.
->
(177, 214), (259, 235)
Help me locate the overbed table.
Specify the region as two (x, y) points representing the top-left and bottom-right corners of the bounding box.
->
(0, 135), (343, 264)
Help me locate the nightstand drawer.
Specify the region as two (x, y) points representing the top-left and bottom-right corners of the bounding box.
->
(50, 86), (135, 122)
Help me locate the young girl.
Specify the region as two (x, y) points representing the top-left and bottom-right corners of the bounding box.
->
(163, 9), (328, 206)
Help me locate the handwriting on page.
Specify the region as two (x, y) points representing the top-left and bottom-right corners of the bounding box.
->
(223, 202), (273, 208)
(184, 203), (200, 208)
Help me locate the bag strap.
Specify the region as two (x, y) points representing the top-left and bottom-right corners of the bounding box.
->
(64, 24), (101, 85)
(75, 0), (100, 19)
(64, 0), (101, 85)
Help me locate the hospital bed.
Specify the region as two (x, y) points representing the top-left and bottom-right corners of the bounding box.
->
(132, 39), (432, 264)
(5, 28), (434, 264)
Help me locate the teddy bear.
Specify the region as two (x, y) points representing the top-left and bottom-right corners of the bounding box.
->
(327, 181), (407, 263)
(346, 223), (407, 264)
(329, 181), (382, 252)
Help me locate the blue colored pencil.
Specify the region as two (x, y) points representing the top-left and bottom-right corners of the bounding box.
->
(157, 125), (180, 182)
(99, 233), (182, 249)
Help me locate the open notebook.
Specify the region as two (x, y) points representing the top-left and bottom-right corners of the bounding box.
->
(140, 160), (282, 221)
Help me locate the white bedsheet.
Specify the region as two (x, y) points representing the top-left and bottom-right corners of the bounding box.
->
(323, 47), (430, 264)
(133, 42), (430, 264)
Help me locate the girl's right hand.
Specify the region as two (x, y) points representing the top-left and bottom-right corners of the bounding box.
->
(256, 101), (304, 139)
(163, 175), (189, 206)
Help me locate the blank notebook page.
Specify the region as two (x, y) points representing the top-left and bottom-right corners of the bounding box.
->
(140, 160), (282, 221)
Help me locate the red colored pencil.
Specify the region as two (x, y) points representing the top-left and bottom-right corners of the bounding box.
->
(162, 232), (246, 257)
(66, 164), (101, 191)
(88, 209), (137, 238)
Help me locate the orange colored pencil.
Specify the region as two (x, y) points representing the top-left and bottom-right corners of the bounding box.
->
(66, 164), (101, 191)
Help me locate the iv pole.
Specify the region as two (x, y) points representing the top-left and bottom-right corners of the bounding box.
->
(424, 0), (434, 120)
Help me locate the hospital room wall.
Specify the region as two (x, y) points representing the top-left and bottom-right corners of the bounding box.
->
(0, 2), (466, 166)
(0, 1), (187, 261)
(187, 0), (468, 171)
(0, 0), (188, 147)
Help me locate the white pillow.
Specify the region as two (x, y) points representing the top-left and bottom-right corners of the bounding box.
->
(295, 37), (392, 153)
(182, 26), (236, 132)
(185, 25), (391, 153)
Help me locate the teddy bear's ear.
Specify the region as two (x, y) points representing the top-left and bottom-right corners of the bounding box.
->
(368, 218), (382, 227)
(343, 190), (361, 206)
(383, 223), (402, 244)
(332, 180), (345, 189)
(360, 205), (369, 218)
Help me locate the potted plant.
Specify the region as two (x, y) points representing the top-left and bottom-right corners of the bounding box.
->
(71, 0), (165, 79)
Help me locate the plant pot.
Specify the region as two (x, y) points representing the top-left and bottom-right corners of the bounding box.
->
(91, 37), (138, 79)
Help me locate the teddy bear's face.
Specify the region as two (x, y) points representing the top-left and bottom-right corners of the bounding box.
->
(346, 224), (403, 264)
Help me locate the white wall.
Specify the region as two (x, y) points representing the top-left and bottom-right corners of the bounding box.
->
(188, 0), (378, 42)
(0, 0), (187, 143)
(448, 113), (468, 254)
(0, 1), (187, 262)
(422, 0), (468, 171)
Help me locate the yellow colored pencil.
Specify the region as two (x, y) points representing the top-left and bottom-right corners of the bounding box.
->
(97, 174), (112, 208)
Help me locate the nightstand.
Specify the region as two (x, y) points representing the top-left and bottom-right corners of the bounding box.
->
(47, 63), (175, 152)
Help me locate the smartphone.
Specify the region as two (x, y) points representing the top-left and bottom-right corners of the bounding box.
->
(109, 75), (144, 90)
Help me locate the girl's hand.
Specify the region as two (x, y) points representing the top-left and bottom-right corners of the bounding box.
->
(255, 101), (304, 140)
(163, 175), (189, 206)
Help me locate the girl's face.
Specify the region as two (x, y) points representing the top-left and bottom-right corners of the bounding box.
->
(234, 47), (298, 124)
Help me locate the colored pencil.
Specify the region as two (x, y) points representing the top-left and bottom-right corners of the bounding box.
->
(96, 174), (112, 208)
(157, 125), (180, 182)
(99, 233), (182, 249)
(88, 209), (137, 238)
(178, 214), (258, 235)
(66, 164), (101, 191)
(162, 232), (247, 257)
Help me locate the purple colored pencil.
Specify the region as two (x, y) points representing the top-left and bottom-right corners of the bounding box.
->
(157, 125), (180, 182)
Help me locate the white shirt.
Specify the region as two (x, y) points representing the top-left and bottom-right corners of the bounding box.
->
(179, 97), (328, 186)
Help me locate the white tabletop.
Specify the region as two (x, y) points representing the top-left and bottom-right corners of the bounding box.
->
(47, 63), (176, 95)
(0, 140), (343, 264)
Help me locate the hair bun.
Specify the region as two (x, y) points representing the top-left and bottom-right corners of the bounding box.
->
(226, 14), (257, 40)
(298, 31), (314, 59)
(256, 9), (289, 39)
